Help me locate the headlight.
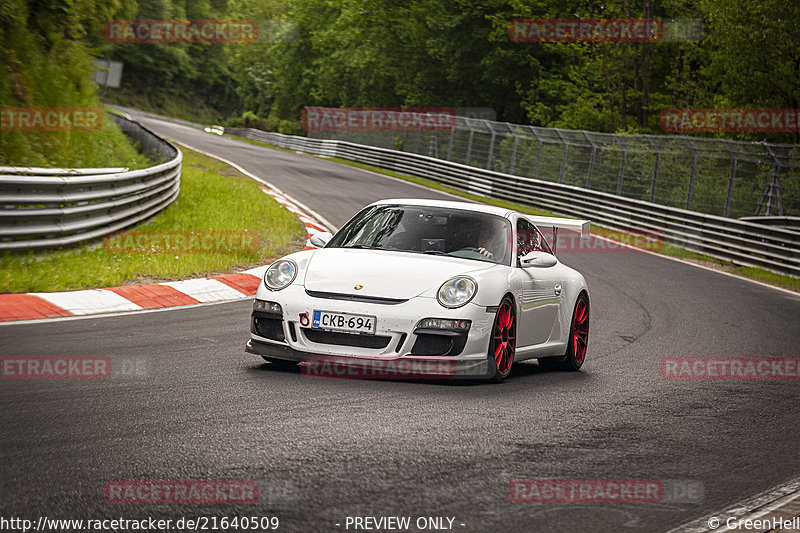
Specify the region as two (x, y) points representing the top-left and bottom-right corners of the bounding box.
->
(264, 259), (297, 291)
(437, 276), (477, 308)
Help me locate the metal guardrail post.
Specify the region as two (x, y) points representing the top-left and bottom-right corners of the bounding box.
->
(533, 137), (543, 181)
(447, 125), (455, 161)
(685, 137), (698, 210)
(721, 140), (738, 218)
(616, 135), (627, 196)
(758, 143), (784, 216)
(509, 128), (519, 175)
(428, 132), (439, 158)
(646, 136), (662, 203)
(464, 125), (474, 167)
(555, 129), (568, 184)
(584, 132), (597, 189)
(486, 125), (497, 171)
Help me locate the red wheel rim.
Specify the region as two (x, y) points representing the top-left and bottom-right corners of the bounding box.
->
(493, 301), (515, 375)
(572, 299), (589, 364)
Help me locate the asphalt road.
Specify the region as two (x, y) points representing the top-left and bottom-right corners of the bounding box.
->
(2, 112), (800, 532)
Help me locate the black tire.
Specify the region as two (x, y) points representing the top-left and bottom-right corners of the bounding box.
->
(538, 293), (590, 372)
(488, 296), (516, 382)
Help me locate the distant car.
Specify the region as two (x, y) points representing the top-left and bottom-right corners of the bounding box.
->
(203, 125), (224, 135)
(245, 198), (591, 381)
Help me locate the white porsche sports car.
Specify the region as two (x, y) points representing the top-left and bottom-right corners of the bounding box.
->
(204, 125), (225, 135)
(245, 198), (590, 381)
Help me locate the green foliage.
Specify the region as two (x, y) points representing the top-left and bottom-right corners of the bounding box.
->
(5, 0), (800, 154)
(700, 0), (800, 110)
(221, 0), (796, 143)
(103, 0), (241, 117)
(0, 0), (149, 166)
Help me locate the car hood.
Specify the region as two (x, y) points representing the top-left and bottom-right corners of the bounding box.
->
(303, 248), (495, 300)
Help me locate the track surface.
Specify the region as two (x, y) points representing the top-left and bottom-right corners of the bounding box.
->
(2, 113), (800, 532)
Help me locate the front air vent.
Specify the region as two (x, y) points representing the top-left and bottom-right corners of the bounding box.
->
(410, 334), (454, 356)
(302, 329), (391, 349)
(305, 289), (407, 305)
(253, 317), (285, 342)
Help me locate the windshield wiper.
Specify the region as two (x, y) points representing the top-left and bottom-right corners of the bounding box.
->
(420, 250), (448, 255)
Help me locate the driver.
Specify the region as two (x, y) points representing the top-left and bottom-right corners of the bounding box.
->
(477, 225), (502, 260)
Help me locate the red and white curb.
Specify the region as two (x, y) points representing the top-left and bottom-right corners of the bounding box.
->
(0, 187), (329, 323)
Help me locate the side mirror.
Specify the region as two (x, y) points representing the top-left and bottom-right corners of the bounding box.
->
(309, 231), (332, 248)
(520, 251), (557, 268)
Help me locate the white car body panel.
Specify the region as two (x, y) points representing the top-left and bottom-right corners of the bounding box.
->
(303, 248), (496, 300)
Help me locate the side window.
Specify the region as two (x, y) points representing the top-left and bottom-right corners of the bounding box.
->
(516, 219), (553, 256)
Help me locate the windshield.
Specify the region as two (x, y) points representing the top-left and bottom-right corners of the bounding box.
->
(326, 205), (512, 265)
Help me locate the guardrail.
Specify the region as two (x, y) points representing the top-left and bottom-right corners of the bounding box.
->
(228, 126), (800, 277)
(739, 216), (800, 233)
(0, 114), (181, 250)
(313, 115), (800, 219)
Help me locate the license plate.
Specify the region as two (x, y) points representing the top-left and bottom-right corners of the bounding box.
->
(312, 310), (376, 335)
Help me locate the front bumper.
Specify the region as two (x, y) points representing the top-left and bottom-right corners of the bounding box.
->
(246, 338), (489, 378)
(245, 284), (495, 379)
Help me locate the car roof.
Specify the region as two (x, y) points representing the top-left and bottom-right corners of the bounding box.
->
(370, 198), (515, 218)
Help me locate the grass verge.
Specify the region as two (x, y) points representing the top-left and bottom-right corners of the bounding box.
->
(226, 133), (800, 293)
(0, 147), (306, 293)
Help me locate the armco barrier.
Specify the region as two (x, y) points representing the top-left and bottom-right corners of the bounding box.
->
(739, 216), (800, 232)
(312, 115), (800, 219)
(227, 127), (800, 277)
(0, 114), (181, 250)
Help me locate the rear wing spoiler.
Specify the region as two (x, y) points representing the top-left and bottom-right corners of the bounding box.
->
(526, 215), (591, 240)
